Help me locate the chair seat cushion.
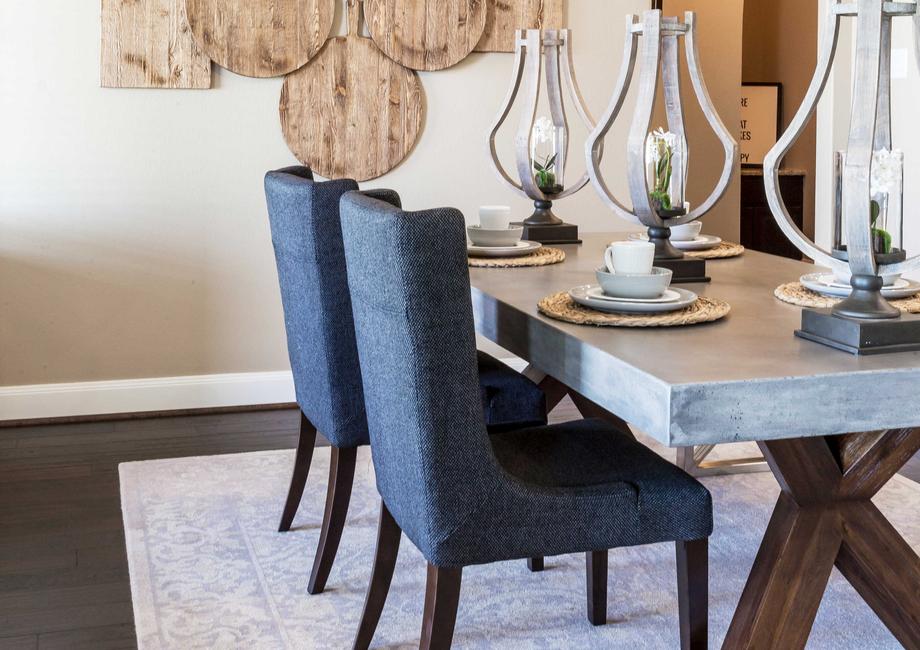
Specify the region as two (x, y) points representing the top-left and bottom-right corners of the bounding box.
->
(476, 351), (547, 433)
(426, 419), (714, 566)
(491, 419), (697, 491)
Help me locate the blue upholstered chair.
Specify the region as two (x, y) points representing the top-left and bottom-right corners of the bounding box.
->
(263, 166), (547, 595)
(340, 192), (713, 650)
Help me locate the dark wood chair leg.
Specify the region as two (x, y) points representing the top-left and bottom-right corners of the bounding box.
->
(352, 502), (402, 650)
(278, 413), (318, 532)
(420, 564), (463, 650)
(527, 557), (544, 572)
(586, 550), (608, 626)
(307, 445), (358, 595)
(676, 538), (709, 650)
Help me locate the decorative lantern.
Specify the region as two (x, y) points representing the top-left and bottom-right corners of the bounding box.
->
(487, 29), (595, 245)
(765, 0), (920, 353)
(585, 10), (737, 282)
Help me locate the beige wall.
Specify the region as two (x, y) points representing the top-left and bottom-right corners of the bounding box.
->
(742, 0), (818, 237)
(0, 1), (651, 389)
(660, 0), (743, 242)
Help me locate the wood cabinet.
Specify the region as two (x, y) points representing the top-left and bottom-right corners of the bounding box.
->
(740, 170), (805, 260)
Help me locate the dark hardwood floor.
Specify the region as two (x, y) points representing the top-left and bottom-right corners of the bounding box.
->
(0, 409), (310, 650)
(1, 407), (918, 649)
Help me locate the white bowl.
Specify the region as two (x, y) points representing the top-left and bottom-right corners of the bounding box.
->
(467, 225), (524, 248)
(595, 267), (673, 299)
(670, 222), (703, 241)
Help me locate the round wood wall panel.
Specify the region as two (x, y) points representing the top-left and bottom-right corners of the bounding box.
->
(364, 0), (488, 71)
(185, 0), (335, 78)
(280, 34), (424, 181)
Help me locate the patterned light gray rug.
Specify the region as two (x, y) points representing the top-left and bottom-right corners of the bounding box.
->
(120, 445), (917, 649)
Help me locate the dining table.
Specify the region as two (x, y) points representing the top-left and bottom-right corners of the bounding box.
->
(468, 232), (920, 649)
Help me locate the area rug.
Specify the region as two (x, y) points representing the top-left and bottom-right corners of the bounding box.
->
(120, 445), (918, 649)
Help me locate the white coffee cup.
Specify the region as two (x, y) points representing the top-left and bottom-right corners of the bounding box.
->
(605, 240), (655, 275)
(479, 205), (512, 230)
(671, 221), (703, 241)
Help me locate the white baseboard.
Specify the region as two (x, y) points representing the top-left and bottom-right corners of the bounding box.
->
(1, 356), (526, 422)
(0, 371), (296, 422)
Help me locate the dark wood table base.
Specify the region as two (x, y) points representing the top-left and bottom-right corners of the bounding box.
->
(724, 429), (920, 649)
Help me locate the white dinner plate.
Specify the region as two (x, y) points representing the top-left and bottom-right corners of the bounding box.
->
(815, 274), (907, 291)
(467, 240), (542, 258)
(585, 286), (683, 304)
(627, 232), (723, 251)
(800, 272), (920, 300)
(569, 285), (698, 314)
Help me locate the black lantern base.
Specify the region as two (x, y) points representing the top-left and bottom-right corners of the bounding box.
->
(515, 221), (581, 245)
(796, 308), (920, 355)
(654, 257), (710, 284)
(646, 226), (709, 283)
(515, 199), (581, 245)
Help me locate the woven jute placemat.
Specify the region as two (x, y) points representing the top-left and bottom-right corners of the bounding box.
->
(774, 282), (920, 313)
(468, 247), (565, 268)
(537, 291), (731, 328)
(684, 241), (745, 260)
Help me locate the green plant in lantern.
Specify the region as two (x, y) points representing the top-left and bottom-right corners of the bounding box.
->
(871, 200), (892, 255)
(533, 153), (557, 193)
(531, 117), (562, 194)
(869, 148), (902, 256)
(650, 142), (673, 210)
(646, 128), (680, 212)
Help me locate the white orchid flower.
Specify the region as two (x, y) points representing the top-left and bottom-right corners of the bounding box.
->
(532, 117), (555, 145)
(871, 148), (903, 197)
(646, 128), (680, 163)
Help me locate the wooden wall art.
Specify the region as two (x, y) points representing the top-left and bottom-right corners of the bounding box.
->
(184, 0), (335, 78)
(363, 0), (488, 71)
(280, 0), (424, 181)
(475, 0), (567, 53)
(101, 0), (212, 89)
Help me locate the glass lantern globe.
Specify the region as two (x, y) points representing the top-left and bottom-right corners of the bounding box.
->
(531, 117), (565, 196)
(832, 148), (906, 270)
(645, 128), (688, 218)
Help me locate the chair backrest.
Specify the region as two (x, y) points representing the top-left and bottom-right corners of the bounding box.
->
(264, 166), (400, 448)
(340, 191), (495, 561)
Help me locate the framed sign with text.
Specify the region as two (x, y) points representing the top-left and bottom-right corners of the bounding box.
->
(740, 83), (782, 167)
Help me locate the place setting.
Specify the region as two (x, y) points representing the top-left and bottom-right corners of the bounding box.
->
(467, 206), (566, 268)
(775, 266), (920, 313)
(538, 240), (731, 328)
(626, 221), (745, 260)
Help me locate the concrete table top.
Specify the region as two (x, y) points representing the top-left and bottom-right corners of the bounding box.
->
(469, 233), (920, 447)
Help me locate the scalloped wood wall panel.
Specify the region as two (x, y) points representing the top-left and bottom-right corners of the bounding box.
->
(280, 1), (424, 181)
(475, 0), (567, 53)
(185, 0), (335, 78)
(101, 0), (212, 89)
(364, 0), (488, 71)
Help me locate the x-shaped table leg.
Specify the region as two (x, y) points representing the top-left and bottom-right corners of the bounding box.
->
(723, 429), (920, 649)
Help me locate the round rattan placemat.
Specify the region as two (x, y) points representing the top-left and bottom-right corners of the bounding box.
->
(537, 291), (731, 328)
(468, 247), (565, 268)
(684, 241), (745, 260)
(774, 282), (920, 313)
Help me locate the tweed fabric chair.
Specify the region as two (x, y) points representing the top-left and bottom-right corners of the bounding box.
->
(340, 191), (713, 649)
(263, 166), (547, 595)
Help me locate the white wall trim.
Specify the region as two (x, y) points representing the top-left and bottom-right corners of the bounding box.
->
(0, 371), (296, 422)
(1, 359), (529, 422)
